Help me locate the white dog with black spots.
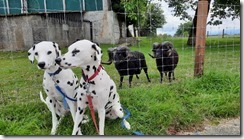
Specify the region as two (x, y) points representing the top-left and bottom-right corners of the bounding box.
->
(28, 41), (84, 135)
(55, 39), (131, 135)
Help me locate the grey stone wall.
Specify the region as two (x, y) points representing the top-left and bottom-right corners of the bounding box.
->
(0, 13), (83, 51)
(0, 11), (122, 51)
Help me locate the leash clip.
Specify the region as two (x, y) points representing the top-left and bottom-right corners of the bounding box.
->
(86, 82), (91, 94)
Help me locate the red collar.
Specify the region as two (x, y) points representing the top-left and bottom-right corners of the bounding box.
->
(82, 65), (103, 82)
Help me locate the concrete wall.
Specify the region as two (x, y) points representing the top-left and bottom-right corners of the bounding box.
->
(83, 11), (125, 44)
(0, 11), (123, 51)
(0, 13), (83, 51)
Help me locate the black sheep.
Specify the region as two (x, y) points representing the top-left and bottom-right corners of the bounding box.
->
(103, 46), (151, 88)
(149, 41), (179, 83)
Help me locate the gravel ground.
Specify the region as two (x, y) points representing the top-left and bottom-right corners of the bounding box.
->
(177, 117), (240, 135)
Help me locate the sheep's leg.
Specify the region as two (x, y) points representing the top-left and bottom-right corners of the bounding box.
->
(160, 72), (163, 83)
(172, 72), (175, 80)
(129, 75), (133, 88)
(168, 72), (172, 82)
(143, 68), (151, 82)
(119, 76), (124, 88)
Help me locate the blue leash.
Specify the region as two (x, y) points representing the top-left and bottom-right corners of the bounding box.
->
(55, 85), (77, 110)
(121, 106), (144, 135)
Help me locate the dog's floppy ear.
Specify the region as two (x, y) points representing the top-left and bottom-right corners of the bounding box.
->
(53, 42), (61, 58)
(28, 45), (35, 64)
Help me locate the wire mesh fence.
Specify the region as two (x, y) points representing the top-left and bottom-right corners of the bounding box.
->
(0, 0), (240, 135)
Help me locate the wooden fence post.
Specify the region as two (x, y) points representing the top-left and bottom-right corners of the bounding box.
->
(194, 0), (209, 77)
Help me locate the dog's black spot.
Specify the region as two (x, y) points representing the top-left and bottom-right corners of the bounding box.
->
(110, 86), (114, 91)
(79, 109), (84, 115)
(120, 108), (122, 111)
(63, 58), (65, 60)
(80, 84), (83, 88)
(109, 92), (112, 97)
(79, 98), (82, 101)
(113, 94), (116, 100)
(106, 110), (111, 115)
(105, 101), (112, 109)
(35, 52), (38, 56)
(28, 52), (31, 56)
(86, 101), (88, 104)
(92, 90), (96, 95)
(76, 131), (79, 135)
(74, 93), (77, 98)
(46, 89), (49, 92)
(43, 77), (46, 80)
(56, 80), (59, 83)
(93, 66), (97, 73)
(65, 62), (72, 66)
(94, 55), (97, 61)
(81, 93), (84, 96)
(53, 42), (56, 48)
(91, 55), (93, 58)
(58, 109), (60, 113)
(91, 44), (99, 54)
(33, 45), (35, 50)
(86, 65), (90, 71)
(78, 122), (82, 128)
(89, 81), (95, 85)
(67, 81), (73, 86)
(54, 104), (56, 108)
(76, 80), (79, 85)
(50, 100), (52, 103)
(72, 49), (80, 57)
(108, 105), (113, 110)
(75, 86), (79, 90)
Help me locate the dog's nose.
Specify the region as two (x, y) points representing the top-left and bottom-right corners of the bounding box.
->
(55, 58), (61, 64)
(38, 62), (45, 69)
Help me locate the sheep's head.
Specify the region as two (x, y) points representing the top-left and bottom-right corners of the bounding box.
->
(114, 46), (130, 63)
(155, 41), (174, 58)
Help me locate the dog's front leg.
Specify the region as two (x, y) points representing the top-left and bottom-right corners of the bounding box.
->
(72, 97), (87, 135)
(66, 99), (76, 122)
(47, 97), (59, 135)
(98, 108), (106, 135)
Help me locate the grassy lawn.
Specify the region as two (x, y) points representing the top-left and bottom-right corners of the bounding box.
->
(0, 36), (240, 135)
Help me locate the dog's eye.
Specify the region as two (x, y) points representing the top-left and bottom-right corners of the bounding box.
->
(72, 49), (80, 54)
(47, 51), (52, 55)
(35, 52), (38, 56)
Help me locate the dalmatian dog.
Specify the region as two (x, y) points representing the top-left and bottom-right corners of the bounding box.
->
(28, 41), (84, 135)
(55, 39), (131, 135)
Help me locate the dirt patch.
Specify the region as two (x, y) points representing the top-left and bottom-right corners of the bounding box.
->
(174, 117), (240, 135)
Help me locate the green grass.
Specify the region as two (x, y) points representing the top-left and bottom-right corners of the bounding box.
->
(0, 36), (240, 135)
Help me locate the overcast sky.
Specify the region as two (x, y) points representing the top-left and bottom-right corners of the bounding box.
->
(154, 0), (240, 36)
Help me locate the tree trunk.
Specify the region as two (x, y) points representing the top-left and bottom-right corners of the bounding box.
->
(187, 0), (211, 46)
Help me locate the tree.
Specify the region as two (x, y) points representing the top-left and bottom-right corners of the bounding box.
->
(164, 0), (240, 45)
(111, 0), (148, 37)
(174, 21), (193, 37)
(111, 0), (166, 37)
(140, 3), (166, 36)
